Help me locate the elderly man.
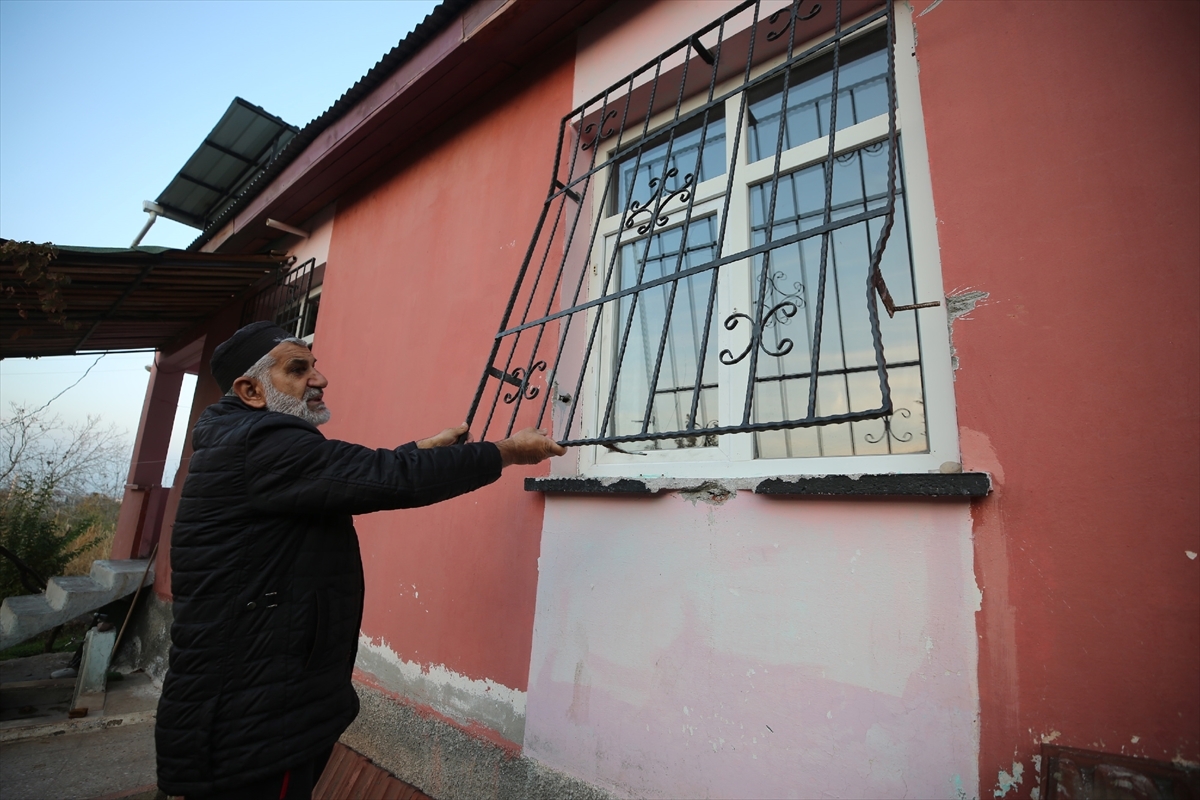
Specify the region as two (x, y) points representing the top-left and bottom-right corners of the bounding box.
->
(155, 321), (564, 799)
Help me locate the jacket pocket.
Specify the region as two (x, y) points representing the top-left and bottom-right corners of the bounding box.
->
(304, 590), (328, 670)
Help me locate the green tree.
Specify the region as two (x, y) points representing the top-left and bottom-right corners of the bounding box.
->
(0, 474), (100, 601)
(0, 402), (127, 602)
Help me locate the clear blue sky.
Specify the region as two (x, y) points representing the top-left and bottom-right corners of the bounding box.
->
(0, 0), (439, 483)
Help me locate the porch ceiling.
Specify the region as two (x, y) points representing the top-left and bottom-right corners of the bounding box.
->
(0, 243), (287, 358)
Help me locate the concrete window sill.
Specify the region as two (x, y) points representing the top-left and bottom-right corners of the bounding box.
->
(524, 473), (991, 498)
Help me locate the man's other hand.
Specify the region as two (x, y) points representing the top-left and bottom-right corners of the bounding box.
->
(496, 428), (567, 467)
(417, 424), (471, 449)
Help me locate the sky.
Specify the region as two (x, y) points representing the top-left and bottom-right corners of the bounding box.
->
(0, 0), (439, 485)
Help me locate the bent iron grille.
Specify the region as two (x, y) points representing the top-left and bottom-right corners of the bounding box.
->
(467, 0), (935, 449)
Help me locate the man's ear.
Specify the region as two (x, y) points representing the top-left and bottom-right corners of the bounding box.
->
(232, 376), (268, 409)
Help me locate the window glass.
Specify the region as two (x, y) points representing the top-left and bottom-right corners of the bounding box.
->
(748, 29), (888, 163)
(612, 113), (726, 217)
(609, 216), (720, 451)
(299, 291), (320, 339)
(748, 141), (927, 457)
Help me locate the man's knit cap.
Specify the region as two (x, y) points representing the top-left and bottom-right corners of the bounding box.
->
(211, 321), (295, 393)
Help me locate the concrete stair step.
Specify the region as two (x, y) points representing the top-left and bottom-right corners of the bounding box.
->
(0, 559), (154, 652)
(45, 577), (108, 617)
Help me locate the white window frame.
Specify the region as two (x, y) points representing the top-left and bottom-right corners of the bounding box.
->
(576, 2), (958, 480)
(299, 284), (322, 345)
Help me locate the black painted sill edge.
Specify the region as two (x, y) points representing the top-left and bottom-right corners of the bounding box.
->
(525, 473), (991, 497)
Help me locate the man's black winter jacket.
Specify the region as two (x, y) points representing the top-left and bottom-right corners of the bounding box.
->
(155, 397), (502, 796)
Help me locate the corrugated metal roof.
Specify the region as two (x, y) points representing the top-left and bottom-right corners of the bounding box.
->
(187, 0), (473, 251)
(0, 241), (287, 357)
(155, 98), (297, 230)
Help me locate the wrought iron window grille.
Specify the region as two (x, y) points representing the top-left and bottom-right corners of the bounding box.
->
(467, 0), (939, 451)
(242, 257), (322, 340)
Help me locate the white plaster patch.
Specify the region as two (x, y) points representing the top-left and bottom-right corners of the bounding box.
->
(968, 571), (984, 617)
(355, 634), (526, 743)
(994, 761), (1024, 798)
(1039, 730), (1061, 744)
(946, 288), (990, 374)
(1186, 551), (1197, 560)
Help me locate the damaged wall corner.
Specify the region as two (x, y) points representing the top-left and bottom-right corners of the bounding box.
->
(945, 289), (989, 374)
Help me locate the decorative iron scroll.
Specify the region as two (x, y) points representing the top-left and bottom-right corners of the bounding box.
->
(467, 0), (927, 448)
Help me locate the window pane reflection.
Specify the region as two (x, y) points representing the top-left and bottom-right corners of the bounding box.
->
(747, 141), (927, 457)
(610, 217), (720, 451)
(613, 113), (726, 217)
(748, 29), (887, 163)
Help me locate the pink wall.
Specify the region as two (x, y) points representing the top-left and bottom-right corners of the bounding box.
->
(524, 494), (980, 799)
(911, 0), (1200, 792)
(315, 44), (576, 729)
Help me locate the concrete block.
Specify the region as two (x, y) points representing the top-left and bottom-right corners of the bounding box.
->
(0, 595), (56, 651)
(71, 628), (116, 712)
(0, 559), (153, 652)
(90, 560), (155, 593)
(45, 576), (107, 617)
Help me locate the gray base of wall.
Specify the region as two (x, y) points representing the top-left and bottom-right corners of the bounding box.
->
(111, 591), (173, 683)
(343, 682), (615, 800)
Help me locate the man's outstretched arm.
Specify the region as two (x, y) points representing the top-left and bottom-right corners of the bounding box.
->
(415, 424), (566, 466)
(244, 417), (564, 516)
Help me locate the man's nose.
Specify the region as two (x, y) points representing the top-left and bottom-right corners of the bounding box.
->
(311, 369), (329, 388)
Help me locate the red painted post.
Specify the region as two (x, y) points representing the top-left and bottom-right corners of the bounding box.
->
(155, 307), (242, 600)
(110, 356), (184, 560)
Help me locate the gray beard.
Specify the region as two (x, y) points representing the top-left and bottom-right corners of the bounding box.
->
(264, 382), (331, 426)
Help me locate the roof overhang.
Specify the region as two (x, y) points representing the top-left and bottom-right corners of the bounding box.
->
(0, 242), (287, 358)
(195, 0), (614, 255)
(155, 98), (297, 230)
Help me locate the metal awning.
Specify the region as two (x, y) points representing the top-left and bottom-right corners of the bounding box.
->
(0, 242), (287, 357)
(154, 98), (297, 230)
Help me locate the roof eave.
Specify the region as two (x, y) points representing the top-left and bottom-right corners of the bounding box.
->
(191, 0), (613, 256)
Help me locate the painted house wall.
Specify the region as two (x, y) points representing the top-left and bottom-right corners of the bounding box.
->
(524, 494), (980, 799)
(912, 0), (1200, 795)
(314, 43), (577, 746)
(132, 0), (1197, 796)
(522, 2), (980, 798)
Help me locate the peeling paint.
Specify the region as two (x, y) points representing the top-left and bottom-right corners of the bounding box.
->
(678, 481), (734, 506)
(355, 634), (527, 745)
(946, 289), (990, 373)
(994, 760), (1024, 797)
(1186, 551), (1197, 560)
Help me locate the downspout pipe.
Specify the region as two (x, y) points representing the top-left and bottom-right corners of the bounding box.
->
(131, 201), (165, 247)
